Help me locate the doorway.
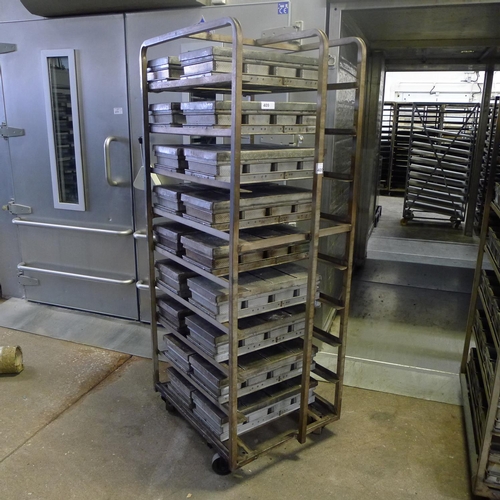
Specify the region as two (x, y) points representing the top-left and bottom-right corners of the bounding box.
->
(346, 70), (500, 403)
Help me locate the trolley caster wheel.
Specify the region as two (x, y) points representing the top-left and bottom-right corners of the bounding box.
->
(400, 218), (408, 226)
(164, 400), (177, 413)
(211, 453), (231, 476)
(312, 426), (324, 436)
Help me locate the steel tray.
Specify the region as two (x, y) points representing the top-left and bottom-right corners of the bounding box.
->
(181, 183), (311, 212)
(162, 333), (195, 373)
(192, 377), (317, 441)
(157, 296), (192, 329)
(154, 184), (208, 213)
(187, 263), (320, 322)
(182, 201), (312, 231)
(147, 56), (182, 81)
(178, 46), (318, 82)
(178, 46), (318, 68)
(156, 259), (198, 298)
(154, 221), (196, 255)
(189, 339), (317, 404)
(167, 367), (196, 404)
(185, 304), (306, 359)
(180, 226), (308, 275)
(182, 144), (314, 163)
(180, 101), (316, 127)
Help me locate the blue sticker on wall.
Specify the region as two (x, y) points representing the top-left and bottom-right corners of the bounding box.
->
(278, 2), (289, 15)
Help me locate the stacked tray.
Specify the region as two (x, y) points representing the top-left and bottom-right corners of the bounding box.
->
(166, 100), (317, 135)
(487, 222), (500, 268)
(181, 101), (316, 126)
(181, 224), (308, 275)
(187, 263), (318, 323)
(154, 221), (196, 256)
(156, 259), (197, 298)
(147, 56), (182, 81)
(479, 270), (500, 339)
(166, 367), (196, 411)
(163, 334), (195, 372)
(164, 367), (316, 442)
(149, 103), (184, 126)
(493, 403), (500, 435)
(191, 339), (316, 404)
(148, 48), (320, 94)
(164, 333), (316, 405)
(192, 376), (317, 442)
(153, 145), (187, 174)
(180, 183), (312, 230)
(466, 348), (487, 450)
(182, 144), (315, 183)
(179, 46), (318, 82)
(186, 305), (306, 362)
(157, 296), (192, 335)
(473, 309), (496, 397)
(486, 449), (500, 487)
(153, 183), (208, 214)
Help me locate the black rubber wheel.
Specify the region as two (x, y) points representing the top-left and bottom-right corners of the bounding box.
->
(312, 426), (324, 435)
(165, 400), (177, 413)
(212, 454), (231, 476)
(400, 218), (408, 226)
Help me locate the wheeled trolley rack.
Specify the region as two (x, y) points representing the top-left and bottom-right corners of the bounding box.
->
(140, 17), (366, 474)
(461, 98), (500, 498)
(379, 102), (414, 195)
(401, 103), (479, 227)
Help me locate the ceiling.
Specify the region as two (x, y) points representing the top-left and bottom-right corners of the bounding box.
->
(343, 3), (500, 69)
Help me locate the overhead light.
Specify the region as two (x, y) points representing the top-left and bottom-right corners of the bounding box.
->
(461, 50), (475, 54)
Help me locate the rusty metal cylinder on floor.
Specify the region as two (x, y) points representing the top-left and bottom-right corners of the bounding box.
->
(0, 346), (24, 374)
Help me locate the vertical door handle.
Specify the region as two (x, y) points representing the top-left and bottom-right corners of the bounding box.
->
(104, 136), (119, 186)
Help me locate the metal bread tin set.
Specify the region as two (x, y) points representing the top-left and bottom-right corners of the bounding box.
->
(153, 143), (315, 183)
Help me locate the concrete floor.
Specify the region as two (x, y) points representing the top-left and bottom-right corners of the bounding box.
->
(0, 327), (471, 500)
(0, 196), (479, 498)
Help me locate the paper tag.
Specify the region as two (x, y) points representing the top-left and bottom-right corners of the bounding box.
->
(316, 163), (324, 174)
(261, 101), (275, 110)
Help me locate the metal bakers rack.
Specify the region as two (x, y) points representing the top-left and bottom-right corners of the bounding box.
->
(474, 98), (500, 234)
(140, 17), (366, 474)
(401, 103), (479, 227)
(461, 99), (500, 498)
(379, 102), (413, 195)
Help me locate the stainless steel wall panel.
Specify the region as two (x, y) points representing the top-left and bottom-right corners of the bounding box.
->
(0, 68), (22, 298)
(1, 17), (133, 226)
(17, 228), (136, 280)
(0, 15), (138, 318)
(19, 273), (136, 319)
